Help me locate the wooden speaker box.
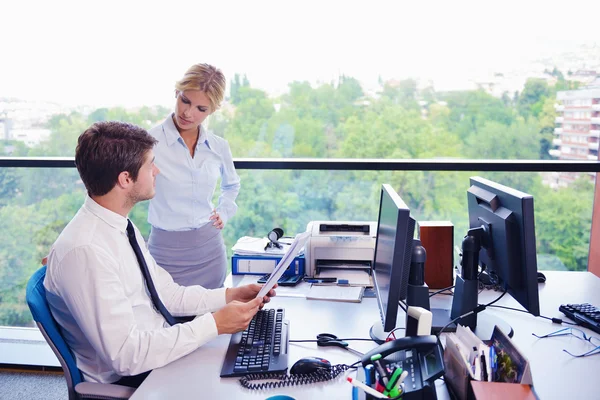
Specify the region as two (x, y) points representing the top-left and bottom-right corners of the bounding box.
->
(418, 221), (454, 289)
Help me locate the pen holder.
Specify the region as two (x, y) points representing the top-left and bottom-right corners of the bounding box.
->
(353, 366), (379, 400)
(443, 337), (533, 400)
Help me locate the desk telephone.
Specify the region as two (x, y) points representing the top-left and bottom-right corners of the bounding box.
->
(359, 335), (445, 400)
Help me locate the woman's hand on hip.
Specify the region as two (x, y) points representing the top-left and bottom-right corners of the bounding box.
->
(210, 209), (224, 229)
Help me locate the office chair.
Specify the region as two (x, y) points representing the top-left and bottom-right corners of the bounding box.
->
(26, 266), (135, 400)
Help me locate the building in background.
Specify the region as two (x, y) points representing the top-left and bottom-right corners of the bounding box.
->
(549, 78), (600, 187)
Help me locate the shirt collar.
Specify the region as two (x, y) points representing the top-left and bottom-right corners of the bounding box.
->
(163, 114), (212, 149)
(83, 195), (129, 234)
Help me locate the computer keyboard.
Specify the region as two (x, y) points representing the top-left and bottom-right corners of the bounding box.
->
(220, 308), (289, 377)
(559, 303), (600, 335)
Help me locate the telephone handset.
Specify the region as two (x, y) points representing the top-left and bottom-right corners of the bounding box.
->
(360, 335), (444, 400)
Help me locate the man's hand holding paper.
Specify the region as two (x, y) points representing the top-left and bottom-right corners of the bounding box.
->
(228, 283), (278, 309)
(257, 232), (311, 298)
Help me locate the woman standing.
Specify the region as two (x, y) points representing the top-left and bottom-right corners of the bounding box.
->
(147, 63), (240, 289)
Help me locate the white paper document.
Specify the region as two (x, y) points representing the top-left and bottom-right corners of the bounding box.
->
(256, 231), (311, 298)
(306, 285), (364, 302)
(232, 236), (298, 256)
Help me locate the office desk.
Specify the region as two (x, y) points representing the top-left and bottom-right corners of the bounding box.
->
(132, 271), (600, 400)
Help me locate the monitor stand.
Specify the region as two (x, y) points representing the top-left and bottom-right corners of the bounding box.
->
(369, 320), (402, 345)
(369, 307), (408, 344)
(430, 308), (513, 340)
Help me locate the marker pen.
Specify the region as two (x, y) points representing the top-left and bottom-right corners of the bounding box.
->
(370, 354), (390, 386)
(347, 377), (387, 399)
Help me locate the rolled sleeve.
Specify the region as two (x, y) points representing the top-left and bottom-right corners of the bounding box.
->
(216, 143), (240, 225)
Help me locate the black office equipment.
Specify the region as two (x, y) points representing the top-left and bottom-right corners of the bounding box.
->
(257, 273), (303, 286)
(408, 177), (540, 340)
(360, 335), (444, 400)
(559, 303), (600, 335)
(289, 357), (331, 375)
(370, 184), (416, 343)
(537, 271), (547, 283)
(239, 363), (352, 390)
(220, 308), (289, 377)
(266, 228), (285, 250)
(466, 177), (540, 317)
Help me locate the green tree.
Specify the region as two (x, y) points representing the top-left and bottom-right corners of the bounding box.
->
(380, 79), (420, 111)
(533, 178), (593, 270)
(518, 78), (550, 118)
(443, 90), (515, 141)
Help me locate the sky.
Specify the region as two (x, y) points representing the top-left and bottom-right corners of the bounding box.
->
(1, 0), (599, 108)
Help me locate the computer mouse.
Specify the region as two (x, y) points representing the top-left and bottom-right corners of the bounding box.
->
(537, 271), (546, 283)
(289, 357), (331, 375)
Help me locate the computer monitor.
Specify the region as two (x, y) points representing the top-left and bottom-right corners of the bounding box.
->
(370, 184), (416, 343)
(417, 176), (540, 339)
(467, 176), (540, 316)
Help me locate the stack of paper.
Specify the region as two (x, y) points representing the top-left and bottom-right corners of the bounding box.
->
(232, 236), (298, 256)
(446, 325), (492, 382)
(306, 285), (364, 303)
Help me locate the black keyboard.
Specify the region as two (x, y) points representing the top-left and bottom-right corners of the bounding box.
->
(559, 303), (600, 335)
(220, 308), (289, 377)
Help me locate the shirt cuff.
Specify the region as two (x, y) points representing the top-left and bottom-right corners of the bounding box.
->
(208, 287), (227, 310)
(189, 312), (219, 342)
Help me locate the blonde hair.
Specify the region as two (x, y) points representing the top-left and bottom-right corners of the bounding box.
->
(175, 63), (226, 112)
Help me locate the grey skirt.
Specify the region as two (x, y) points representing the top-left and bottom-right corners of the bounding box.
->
(148, 223), (227, 289)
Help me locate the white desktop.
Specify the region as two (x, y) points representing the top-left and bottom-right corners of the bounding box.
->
(131, 271), (600, 400)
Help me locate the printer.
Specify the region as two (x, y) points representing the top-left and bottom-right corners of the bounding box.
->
(305, 221), (377, 279)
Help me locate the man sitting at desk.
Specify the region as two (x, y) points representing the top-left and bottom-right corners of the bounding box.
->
(44, 121), (274, 387)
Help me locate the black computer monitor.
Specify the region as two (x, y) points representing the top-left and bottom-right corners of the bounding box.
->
(420, 176), (540, 339)
(370, 184), (416, 343)
(467, 176), (540, 316)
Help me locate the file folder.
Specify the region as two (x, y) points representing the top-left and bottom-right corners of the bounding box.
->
(231, 254), (305, 276)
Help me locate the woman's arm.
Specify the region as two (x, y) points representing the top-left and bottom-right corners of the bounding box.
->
(216, 142), (240, 225)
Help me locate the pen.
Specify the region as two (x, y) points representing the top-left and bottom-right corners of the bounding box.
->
(370, 354), (390, 386)
(397, 370), (409, 385)
(489, 346), (497, 377)
(364, 365), (374, 386)
(480, 351), (488, 381)
(384, 367), (403, 398)
(347, 377), (388, 399)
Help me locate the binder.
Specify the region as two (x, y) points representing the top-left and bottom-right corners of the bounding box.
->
(231, 254), (305, 276)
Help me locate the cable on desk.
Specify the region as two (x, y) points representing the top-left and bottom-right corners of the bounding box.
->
(485, 304), (578, 326)
(386, 326), (406, 341)
(436, 289), (508, 337)
(429, 285), (455, 298)
(238, 363), (356, 390)
(289, 338), (373, 343)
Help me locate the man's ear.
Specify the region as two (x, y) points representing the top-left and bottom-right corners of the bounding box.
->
(116, 171), (133, 189)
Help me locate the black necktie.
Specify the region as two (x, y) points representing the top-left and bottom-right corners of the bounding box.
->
(126, 220), (178, 326)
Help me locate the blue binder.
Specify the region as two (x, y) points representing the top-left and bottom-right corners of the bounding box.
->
(231, 254), (305, 276)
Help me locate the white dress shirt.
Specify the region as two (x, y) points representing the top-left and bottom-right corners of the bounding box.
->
(148, 115), (241, 231)
(44, 196), (227, 384)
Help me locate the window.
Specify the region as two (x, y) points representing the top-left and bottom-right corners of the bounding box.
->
(0, 1), (597, 336)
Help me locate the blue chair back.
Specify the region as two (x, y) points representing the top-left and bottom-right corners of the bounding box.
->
(26, 266), (83, 388)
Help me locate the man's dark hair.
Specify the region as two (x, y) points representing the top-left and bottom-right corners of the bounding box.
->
(75, 121), (158, 197)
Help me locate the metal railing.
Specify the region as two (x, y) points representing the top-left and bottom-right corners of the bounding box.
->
(2, 157), (600, 172)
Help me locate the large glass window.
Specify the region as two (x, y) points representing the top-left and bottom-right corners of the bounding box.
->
(0, 168), (594, 329)
(1, 1), (599, 335)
